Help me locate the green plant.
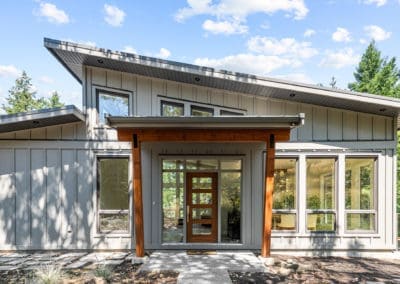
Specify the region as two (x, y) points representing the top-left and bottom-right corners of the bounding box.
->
(94, 263), (113, 282)
(34, 264), (64, 284)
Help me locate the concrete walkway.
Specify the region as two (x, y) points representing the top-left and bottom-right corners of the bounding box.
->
(139, 251), (267, 284)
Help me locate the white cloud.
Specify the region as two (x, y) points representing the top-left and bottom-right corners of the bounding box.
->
(123, 46), (137, 54)
(303, 29), (316, 37)
(359, 38), (367, 44)
(274, 73), (315, 84)
(247, 36), (318, 59)
(362, 0), (387, 7)
(104, 4), (126, 27)
(319, 48), (360, 69)
(332, 27), (352, 42)
(194, 54), (300, 75)
(202, 19), (248, 35)
(364, 25), (391, 41)
(39, 76), (54, 84)
(0, 65), (21, 77)
(37, 2), (69, 24)
(156, 48), (171, 59)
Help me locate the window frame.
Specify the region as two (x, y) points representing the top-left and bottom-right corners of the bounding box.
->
(190, 105), (214, 116)
(96, 155), (131, 235)
(95, 87), (131, 125)
(160, 100), (185, 116)
(344, 157), (378, 234)
(272, 157), (298, 232)
(305, 157), (338, 233)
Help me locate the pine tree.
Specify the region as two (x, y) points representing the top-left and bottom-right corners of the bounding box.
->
(47, 91), (64, 108)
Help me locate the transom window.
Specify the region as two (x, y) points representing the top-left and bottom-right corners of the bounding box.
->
(97, 157), (130, 233)
(191, 105), (214, 117)
(161, 101), (184, 116)
(97, 90), (129, 124)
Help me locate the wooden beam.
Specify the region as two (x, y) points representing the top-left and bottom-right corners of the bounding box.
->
(132, 134), (144, 257)
(261, 134), (276, 257)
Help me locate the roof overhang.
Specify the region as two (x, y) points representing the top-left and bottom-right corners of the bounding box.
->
(107, 114), (304, 129)
(0, 105), (85, 133)
(44, 38), (400, 118)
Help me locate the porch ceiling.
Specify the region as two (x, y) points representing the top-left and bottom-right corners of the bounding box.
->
(107, 114), (304, 129)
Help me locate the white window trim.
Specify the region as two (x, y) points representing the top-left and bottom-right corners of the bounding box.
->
(93, 86), (134, 127)
(95, 153), (133, 237)
(157, 95), (246, 116)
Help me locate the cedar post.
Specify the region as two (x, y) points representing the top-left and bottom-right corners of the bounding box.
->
(132, 133), (144, 257)
(261, 134), (275, 257)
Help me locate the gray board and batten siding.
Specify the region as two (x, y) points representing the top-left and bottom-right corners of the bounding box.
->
(0, 51), (398, 251)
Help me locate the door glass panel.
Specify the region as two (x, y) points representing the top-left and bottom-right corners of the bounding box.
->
(221, 160), (242, 170)
(99, 213), (129, 232)
(192, 208), (212, 220)
(192, 193), (212, 204)
(187, 160), (218, 170)
(221, 172), (241, 243)
(346, 213), (375, 231)
(162, 172), (184, 242)
(192, 177), (212, 189)
(307, 213), (335, 231)
(192, 224), (212, 235)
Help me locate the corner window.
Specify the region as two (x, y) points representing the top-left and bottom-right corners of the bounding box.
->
(191, 105), (214, 117)
(161, 100), (184, 116)
(97, 91), (129, 124)
(272, 158), (297, 231)
(97, 157), (130, 233)
(306, 158), (336, 232)
(345, 158), (376, 232)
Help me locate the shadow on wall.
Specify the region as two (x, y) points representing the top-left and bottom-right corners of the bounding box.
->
(309, 232), (337, 257)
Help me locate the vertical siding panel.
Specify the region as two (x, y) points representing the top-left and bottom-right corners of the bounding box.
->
(181, 84), (195, 101)
(373, 115), (386, 140)
(0, 149), (15, 246)
(30, 128), (46, 139)
(241, 95), (254, 114)
(76, 150), (91, 249)
(343, 111), (357, 140)
(357, 113), (373, 140)
(122, 73), (135, 91)
(166, 82), (181, 98)
(269, 100), (284, 115)
(15, 149), (30, 247)
(61, 124), (76, 140)
(196, 87), (209, 103)
(298, 104), (313, 141)
(285, 102), (298, 141)
(312, 107), (327, 141)
(327, 109), (342, 141)
(210, 91), (224, 106)
(137, 77), (152, 116)
(46, 149), (61, 248)
(254, 97), (267, 115)
(75, 123), (87, 140)
(151, 80), (165, 115)
(223, 92), (239, 108)
(91, 68), (107, 86)
(106, 71), (122, 89)
(15, 130), (30, 139)
(31, 149), (46, 247)
(61, 149), (77, 248)
(46, 126), (62, 140)
(0, 133), (16, 139)
(386, 117), (394, 140)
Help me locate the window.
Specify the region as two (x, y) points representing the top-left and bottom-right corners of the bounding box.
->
(306, 158), (336, 232)
(161, 100), (184, 116)
(272, 158), (297, 231)
(97, 157), (129, 233)
(220, 110), (244, 116)
(191, 105), (214, 117)
(97, 91), (129, 124)
(345, 158), (376, 232)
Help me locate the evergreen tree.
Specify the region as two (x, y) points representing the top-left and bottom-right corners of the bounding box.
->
(2, 72), (65, 114)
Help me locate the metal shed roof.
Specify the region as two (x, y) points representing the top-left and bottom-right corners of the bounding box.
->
(0, 105), (85, 133)
(107, 114), (304, 129)
(44, 38), (400, 118)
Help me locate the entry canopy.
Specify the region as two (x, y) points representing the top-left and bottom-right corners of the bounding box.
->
(0, 105), (84, 133)
(107, 114), (304, 129)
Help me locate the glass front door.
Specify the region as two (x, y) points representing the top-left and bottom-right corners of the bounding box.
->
(186, 172), (218, 242)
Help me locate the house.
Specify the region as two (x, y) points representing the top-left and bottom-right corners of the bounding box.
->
(0, 38), (399, 257)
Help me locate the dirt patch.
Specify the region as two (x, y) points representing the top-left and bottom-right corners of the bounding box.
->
(229, 255), (400, 284)
(0, 261), (179, 284)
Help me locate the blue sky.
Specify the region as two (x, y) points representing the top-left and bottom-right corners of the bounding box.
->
(0, 0), (399, 112)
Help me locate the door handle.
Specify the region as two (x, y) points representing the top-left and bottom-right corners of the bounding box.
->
(187, 205), (190, 223)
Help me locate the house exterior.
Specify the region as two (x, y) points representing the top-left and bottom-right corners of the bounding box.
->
(0, 38), (399, 256)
